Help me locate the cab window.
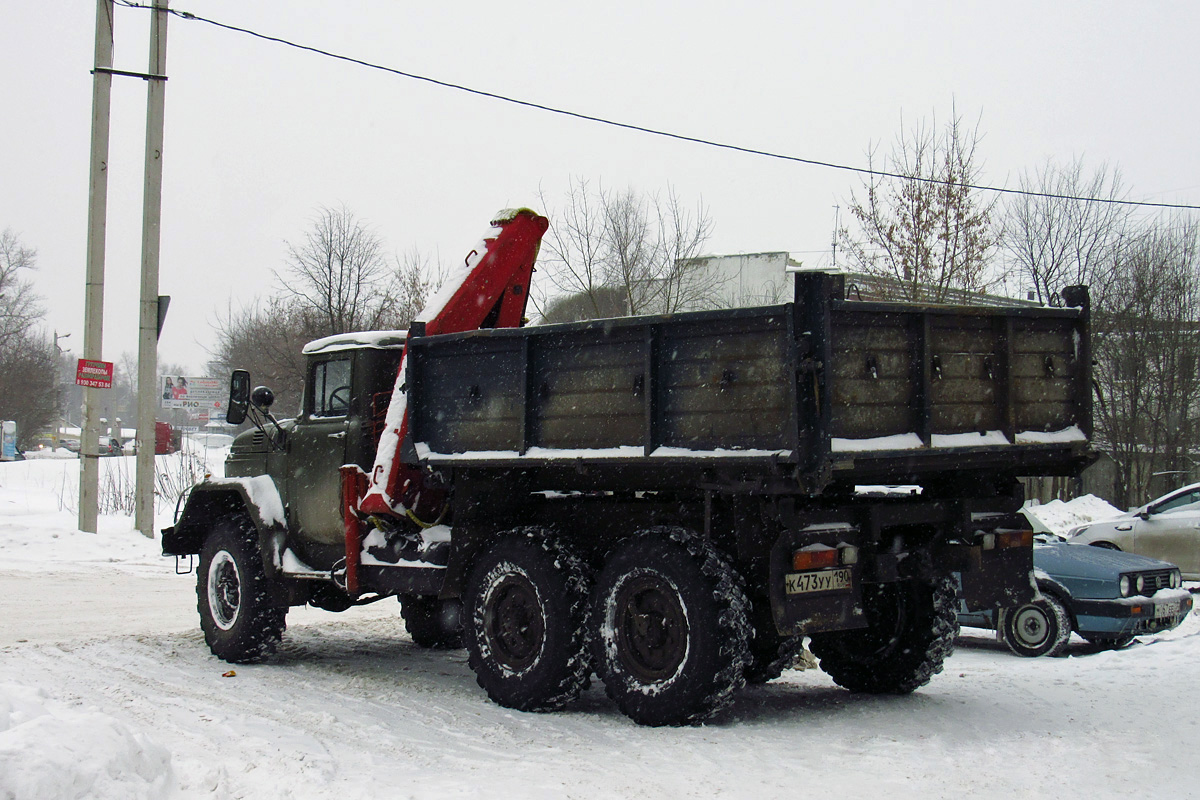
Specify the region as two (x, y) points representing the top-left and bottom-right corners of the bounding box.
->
(311, 359), (352, 418)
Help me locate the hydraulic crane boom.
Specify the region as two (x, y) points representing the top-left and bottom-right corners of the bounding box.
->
(344, 208), (549, 591)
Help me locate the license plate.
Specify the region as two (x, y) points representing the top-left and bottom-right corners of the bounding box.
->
(1155, 600), (1181, 619)
(786, 568), (852, 595)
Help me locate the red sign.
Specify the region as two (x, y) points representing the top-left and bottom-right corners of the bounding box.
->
(76, 358), (114, 389)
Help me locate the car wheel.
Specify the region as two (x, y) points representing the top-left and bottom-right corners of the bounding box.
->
(1083, 633), (1136, 650)
(999, 594), (1071, 657)
(197, 518), (287, 663)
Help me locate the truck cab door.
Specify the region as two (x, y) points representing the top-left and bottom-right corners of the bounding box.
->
(288, 356), (353, 546)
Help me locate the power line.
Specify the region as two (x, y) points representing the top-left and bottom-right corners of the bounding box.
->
(115, 1), (1200, 213)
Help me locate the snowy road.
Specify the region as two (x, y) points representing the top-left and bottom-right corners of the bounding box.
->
(2, 563), (1199, 799)
(3, 455), (1199, 798)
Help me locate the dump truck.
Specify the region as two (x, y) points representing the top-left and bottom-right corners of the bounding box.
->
(164, 208), (1094, 726)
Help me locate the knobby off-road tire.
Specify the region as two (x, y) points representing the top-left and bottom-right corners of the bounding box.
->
(399, 595), (464, 649)
(744, 597), (808, 684)
(463, 530), (592, 712)
(590, 528), (752, 726)
(809, 576), (957, 694)
(998, 593), (1071, 658)
(197, 518), (287, 664)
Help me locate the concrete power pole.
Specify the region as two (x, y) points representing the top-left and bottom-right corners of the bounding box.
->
(79, 0), (115, 534)
(135, 1), (169, 538)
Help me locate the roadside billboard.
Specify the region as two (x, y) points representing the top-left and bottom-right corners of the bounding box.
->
(160, 376), (226, 420)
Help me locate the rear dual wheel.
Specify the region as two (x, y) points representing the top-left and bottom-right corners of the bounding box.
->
(463, 530), (592, 712)
(809, 577), (957, 694)
(590, 529), (752, 726)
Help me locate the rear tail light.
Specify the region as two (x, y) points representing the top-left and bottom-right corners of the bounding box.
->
(981, 530), (1033, 550)
(792, 545), (858, 571)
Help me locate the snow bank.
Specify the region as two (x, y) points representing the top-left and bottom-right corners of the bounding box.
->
(1022, 494), (1124, 535)
(0, 683), (173, 799)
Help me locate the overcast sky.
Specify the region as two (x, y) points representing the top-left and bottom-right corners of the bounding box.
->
(3, 1), (1198, 374)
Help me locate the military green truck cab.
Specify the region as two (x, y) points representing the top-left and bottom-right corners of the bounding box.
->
(163, 330), (463, 658)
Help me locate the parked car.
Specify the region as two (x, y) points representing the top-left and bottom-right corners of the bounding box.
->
(957, 533), (1192, 657)
(1068, 483), (1200, 579)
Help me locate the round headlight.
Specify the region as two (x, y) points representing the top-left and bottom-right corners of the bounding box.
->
(1135, 575), (1145, 595)
(1171, 571), (1181, 589)
(1120, 575), (1130, 596)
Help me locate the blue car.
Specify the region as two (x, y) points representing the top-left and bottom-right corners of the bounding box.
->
(957, 534), (1193, 657)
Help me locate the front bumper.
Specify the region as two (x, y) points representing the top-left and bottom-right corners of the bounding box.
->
(1072, 590), (1193, 638)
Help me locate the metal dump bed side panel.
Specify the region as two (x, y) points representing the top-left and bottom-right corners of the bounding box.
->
(810, 272), (1093, 483)
(406, 306), (804, 473)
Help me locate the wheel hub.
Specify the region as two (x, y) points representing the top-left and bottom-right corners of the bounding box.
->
(484, 575), (544, 671)
(1013, 606), (1049, 646)
(207, 550), (241, 631)
(614, 574), (688, 683)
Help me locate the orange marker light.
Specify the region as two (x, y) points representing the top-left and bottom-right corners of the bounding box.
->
(793, 549), (839, 571)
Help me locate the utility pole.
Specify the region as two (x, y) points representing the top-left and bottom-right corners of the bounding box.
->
(135, 0), (169, 538)
(79, 0), (115, 534)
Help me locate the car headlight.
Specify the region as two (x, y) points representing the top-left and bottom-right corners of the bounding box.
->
(1135, 575), (1145, 595)
(1171, 570), (1181, 589)
(1120, 575), (1130, 596)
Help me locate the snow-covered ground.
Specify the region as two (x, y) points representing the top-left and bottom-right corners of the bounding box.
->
(1, 452), (1197, 799)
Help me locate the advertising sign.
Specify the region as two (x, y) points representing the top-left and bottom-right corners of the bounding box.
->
(1, 421), (16, 461)
(160, 376), (225, 417)
(75, 359), (114, 389)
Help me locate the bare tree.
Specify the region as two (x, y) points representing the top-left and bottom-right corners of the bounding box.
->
(0, 331), (57, 448)
(1002, 158), (1130, 304)
(838, 110), (1000, 302)
(535, 179), (717, 321)
(642, 185), (718, 313)
(279, 205), (394, 335)
(536, 178), (612, 319)
(208, 297), (324, 417)
(1092, 216), (1200, 507)
(0, 229), (43, 351)
(377, 246), (443, 330)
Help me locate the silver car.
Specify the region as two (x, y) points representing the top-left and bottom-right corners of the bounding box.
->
(1068, 483), (1200, 579)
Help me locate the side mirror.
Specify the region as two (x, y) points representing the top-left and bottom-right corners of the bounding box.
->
(227, 370), (251, 425)
(1137, 508), (1152, 521)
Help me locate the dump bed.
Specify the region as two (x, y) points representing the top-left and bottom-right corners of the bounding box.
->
(404, 273), (1093, 492)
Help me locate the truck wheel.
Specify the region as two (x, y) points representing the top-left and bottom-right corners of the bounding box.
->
(197, 519), (287, 664)
(809, 576), (957, 694)
(463, 530), (591, 712)
(399, 595), (464, 649)
(998, 594), (1071, 657)
(744, 599), (807, 684)
(590, 528), (751, 726)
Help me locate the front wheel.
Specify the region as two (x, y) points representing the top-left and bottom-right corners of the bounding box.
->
(590, 528), (751, 726)
(197, 519), (287, 663)
(999, 595), (1071, 657)
(809, 577), (957, 694)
